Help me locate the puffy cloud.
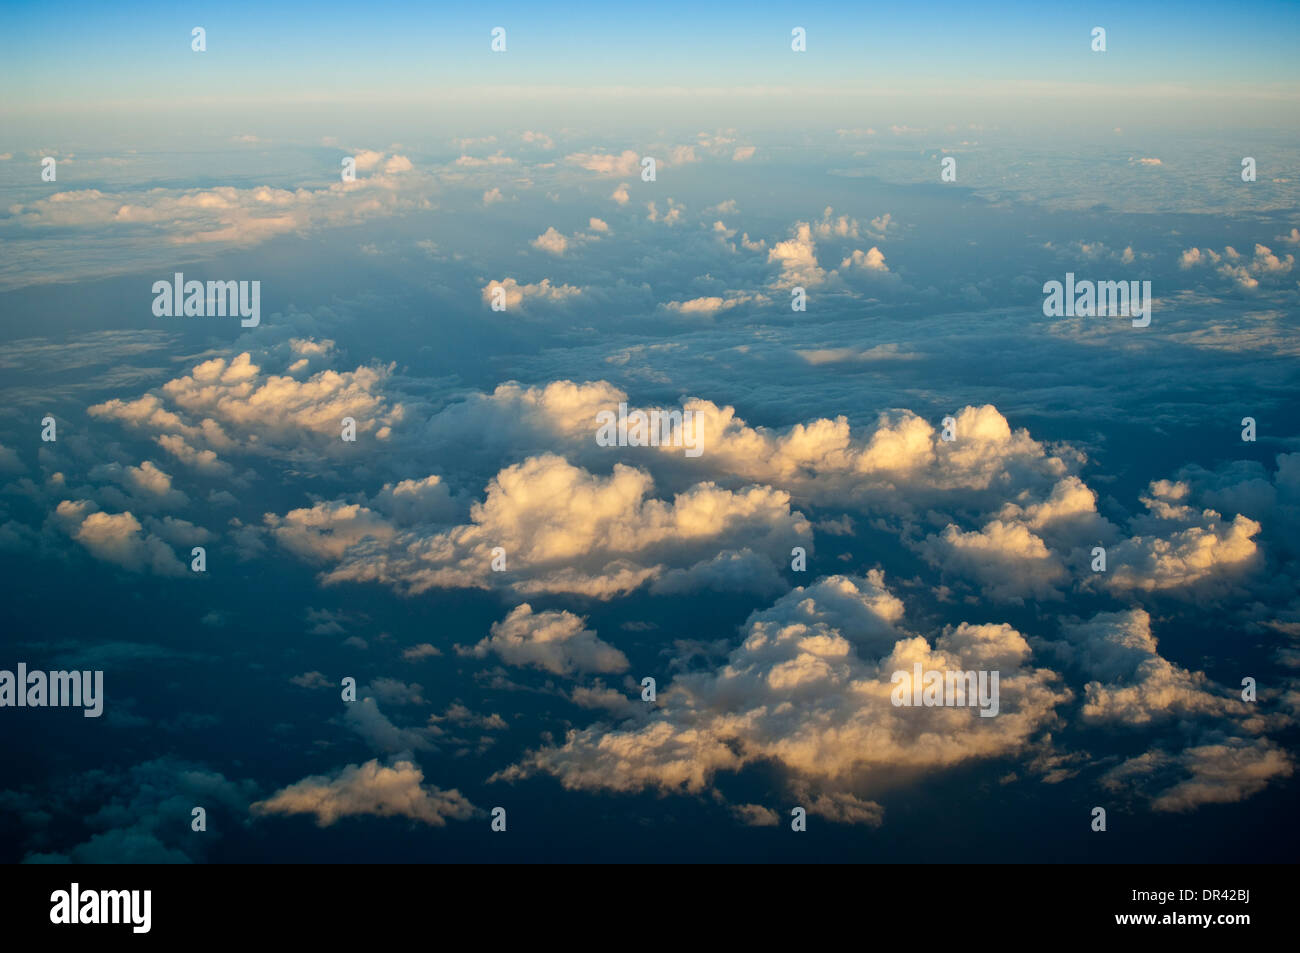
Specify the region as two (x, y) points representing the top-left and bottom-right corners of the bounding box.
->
(587, 217), (609, 232)
(89, 352), (404, 466)
(663, 293), (764, 316)
(493, 573), (1071, 823)
(611, 183), (630, 204)
(53, 500), (186, 576)
(252, 759), (476, 827)
(483, 187), (503, 204)
(732, 146), (757, 161)
(840, 247), (889, 272)
(423, 385), (1079, 521)
(1105, 503), (1260, 594)
(1102, 737), (1292, 812)
(645, 199), (683, 225)
(465, 604), (629, 675)
(566, 150), (639, 176)
(271, 453), (810, 600)
(813, 207), (860, 239)
(1178, 243), (1294, 289)
(531, 227), (568, 255)
(480, 277), (581, 310)
(768, 222), (825, 288)
(919, 519), (1068, 603)
(1052, 610), (1245, 725)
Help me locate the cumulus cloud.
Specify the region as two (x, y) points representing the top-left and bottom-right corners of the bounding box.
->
(481, 277), (582, 310)
(89, 351), (404, 468)
(531, 227), (568, 255)
(1104, 484), (1261, 595)
(1178, 243), (1294, 290)
(271, 453), (811, 600)
(465, 604), (629, 676)
(840, 247), (889, 273)
(1103, 737), (1292, 812)
(493, 573), (1071, 823)
(252, 759), (476, 827)
(53, 500), (187, 576)
(768, 223), (825, 288)
(920, 519), (1068, 603)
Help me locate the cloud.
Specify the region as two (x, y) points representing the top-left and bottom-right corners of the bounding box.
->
(1104, 485), (1261, 594)
(663, 293), (765, 316)
(668, 145), (699, 165)
(768, 222), (825, 287)
(53, 501), (187, 576)
(13, 758), (255, 864)
(1103, 737), (1292, 812)
(493, 573), (1071, 823)
(483, 187), (504, 204)
(480, 277), (582, 310)
(402, 643), (442, 660)
(566, 150), (639, 176)
(5, 169), (430, 255)
(251, 759), (476, 827)
(840, 247), (889, 273)
(465, 604), (629, 675)
(813, 207), (860, 239)
(531, 227), (568, 255)
(732, 146), (757, 161)
(520, 131), (555, 149)
(1053, 610), (1245, 725)
(1178, 243), (1294, 290)
(454, 152), (515, 168)
(89, 351), (404, 469)
(342, 697), (434, 754)
(611, 183), (630, 204)
(920, 519), (1068, 603)
(271, 453), (811, 600)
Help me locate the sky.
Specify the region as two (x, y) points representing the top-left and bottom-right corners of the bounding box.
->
(0, 0), (1298, 863)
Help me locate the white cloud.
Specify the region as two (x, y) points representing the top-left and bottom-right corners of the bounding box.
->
(252, 759), (476, 826)
(480, 277), (582, 310)
(465, 604), (629, 675)
(531, 226), (568, 255)
(493, 573), (1071, 823)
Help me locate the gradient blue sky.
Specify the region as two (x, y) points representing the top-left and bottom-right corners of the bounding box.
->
(3, 0), (1299, 110)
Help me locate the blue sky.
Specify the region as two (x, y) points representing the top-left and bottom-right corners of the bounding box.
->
(4, 0), (1300, 111)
